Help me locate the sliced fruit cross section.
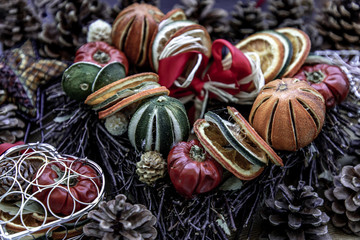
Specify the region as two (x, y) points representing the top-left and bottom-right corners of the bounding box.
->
(275, 27), (311, 77)
(235, 32), (284, 85)
(85, 72), (158, 105)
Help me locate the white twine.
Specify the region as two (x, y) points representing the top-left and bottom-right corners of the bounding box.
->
(0, 143), (105, 239)
(233, 52), (265, 104)
(195, 52), (265, 119)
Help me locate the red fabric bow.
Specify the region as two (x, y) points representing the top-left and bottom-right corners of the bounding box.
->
(158, 39), (252, 102)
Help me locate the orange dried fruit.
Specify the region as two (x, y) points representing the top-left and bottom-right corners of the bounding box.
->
(249, 78), (326, 151)
(158, 8), (187, 30)
(149, 20), (197, 71)
(194, 107), (283, 180)
(0, 210), (57, 238)
(111, 3), (164, 67)
(275, 27), (311, 77)
(92, 81), (161, 111)
(84, 72), (158, 106)
(98, 86), (169, 119)
(159, 24), (212, 61)
(234, 32), (284, 85)
(194, 117), (263, 180)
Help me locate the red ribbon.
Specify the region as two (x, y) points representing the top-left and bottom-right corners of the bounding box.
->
(158, 39), (252, 101)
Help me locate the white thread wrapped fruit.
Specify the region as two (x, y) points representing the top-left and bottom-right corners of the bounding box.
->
(128, 95), (190, 156)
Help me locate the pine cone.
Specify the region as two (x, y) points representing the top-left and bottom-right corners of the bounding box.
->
(0, 104), (25, 144)
(276, 18), (323, 51)
(267, 0), (314, 29)
(83, 194), (157, 240)
(175, 0), (229, 40)
(324, 164), (360, 236)
(316, 0), (360, 50)
(0, 157), (37, 201)
(229, 0), (269, 41)
(0, 41), (67, 117)
(136, 151), (166, 185)
(0, 0), (41, 48)
(38, 0), (111, 60)
(261, 181), (331, 240)
(111, 0), (160, 18)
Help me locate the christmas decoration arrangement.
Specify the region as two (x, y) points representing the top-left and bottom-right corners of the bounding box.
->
(0, 0), (359, 239)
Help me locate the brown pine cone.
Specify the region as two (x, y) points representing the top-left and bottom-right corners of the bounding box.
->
(0, 104), (25, 144)
(136, 151), (166, 185)
(83, 194), (157, 240)
(175, 0), (229, 40)
(111, 0), (161, 19)
(0, 0), (41, 48)
(267, 0), (314, 29)
(0, 156), (38, 202)
(37, 0), (111, 60)
(316, 0), (360, 50)
(229, 0), (269, 41)
(262, 181), (331, 240)
(325, 164), (360, 236)
(276, 18), (323, 51)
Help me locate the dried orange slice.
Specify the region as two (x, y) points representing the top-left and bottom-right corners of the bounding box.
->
(0, 210), (57, 238)
(98, 86), (169, 119)
(92, 81), (161, 111)
(275, 27), (311, 77)
(234, 32), (284, 84)
(149, 20), (196, 71)
(159, 24), (212, 60)
(226, 107), (283, 166)
(194, 107), (283, 180)
(158, 8), (187, 30)
(194, 118), (263, 180)
(84, 72), (158, 106)
(261, 30), (293, 79)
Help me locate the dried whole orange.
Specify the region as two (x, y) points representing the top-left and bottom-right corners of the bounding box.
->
(111, 3), (164, 67)
(249, 78), (326, 151)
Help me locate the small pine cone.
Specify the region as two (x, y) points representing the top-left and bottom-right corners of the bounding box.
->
(230, 0), (269, 41)
(324, 164), (360, 236)
(316, 0), (360, 50)
(175, 0), (229, 40)
(267, 0), (314, 29)
(0, 157), (37, 201)
(262, 181), (331, 240)
(83, 194), (157, 240)
(0, 104), (25, 144)
(136, 151), (166, 185)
